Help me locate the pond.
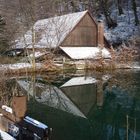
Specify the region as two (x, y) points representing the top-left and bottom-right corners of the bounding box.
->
(1, 69), (140, 140)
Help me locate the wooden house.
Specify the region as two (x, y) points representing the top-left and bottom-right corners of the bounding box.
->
(15, 10), (111, 60)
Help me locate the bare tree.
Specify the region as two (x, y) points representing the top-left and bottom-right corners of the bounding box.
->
(0, 15), (9, 53)
(18, 0), (37, 71)
(0, 0), (23, 50)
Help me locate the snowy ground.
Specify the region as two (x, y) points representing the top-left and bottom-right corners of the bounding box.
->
(0, 63), (43, 71)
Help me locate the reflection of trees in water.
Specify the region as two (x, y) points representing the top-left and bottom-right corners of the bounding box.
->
(0, 75), (23, 106)
(106, 70), (137, 96)
(89, 97), (121, 139)
(89, 71), (140, 140)
(86, 70), (137, 92)
(89, 98), (139, 140)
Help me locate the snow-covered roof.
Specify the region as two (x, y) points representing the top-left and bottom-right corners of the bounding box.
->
(15, 11), (88, 49)
(61, 77), (97, 87)
(60, 47), (111, 59)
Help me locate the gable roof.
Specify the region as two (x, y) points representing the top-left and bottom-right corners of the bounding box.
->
(15, 10), (88, 49)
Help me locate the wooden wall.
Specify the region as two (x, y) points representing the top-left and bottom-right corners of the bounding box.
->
(61, 13), (97, 47)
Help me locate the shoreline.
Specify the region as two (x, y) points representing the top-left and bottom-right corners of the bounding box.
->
(0, 61), (140, 75)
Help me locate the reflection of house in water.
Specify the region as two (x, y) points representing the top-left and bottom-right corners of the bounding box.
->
(60, 77), (97, 116)
(17, 79), (86, 118)
(17, 76), (99, 119)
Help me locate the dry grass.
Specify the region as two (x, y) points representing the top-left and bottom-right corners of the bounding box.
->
(0, 56), (22, 64)
(129, 36), (140, 47)
(85, 42), (139, 71)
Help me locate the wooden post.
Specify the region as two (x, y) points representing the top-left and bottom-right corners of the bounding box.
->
(96, 81), (104, 107)
(63, 57), (65, 70)
(134, 118), (136, 140)
(31, 26), (36, 72)
(126, 115), (129, 140)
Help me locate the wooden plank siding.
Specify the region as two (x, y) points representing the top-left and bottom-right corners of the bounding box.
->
(61, 13), (97, 47)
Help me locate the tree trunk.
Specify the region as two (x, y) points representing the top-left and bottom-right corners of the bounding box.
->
(19, 0), (36, 71)
(70, 0), (78, 12)
(131, 0), (139, 25)
(100, 0), (117, 28)
(31, 26), (36, 72)
(0, 15), (9, 52)
(117, 0), (124, 15)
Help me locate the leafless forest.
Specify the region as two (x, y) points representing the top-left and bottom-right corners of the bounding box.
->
(0, 0), (140, 53)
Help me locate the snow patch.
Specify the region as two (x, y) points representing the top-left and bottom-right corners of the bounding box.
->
(0, 63), (42, 70)
(29, 51), (46, 58)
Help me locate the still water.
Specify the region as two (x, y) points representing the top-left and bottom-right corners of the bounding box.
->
(2, 70), (140, 140)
